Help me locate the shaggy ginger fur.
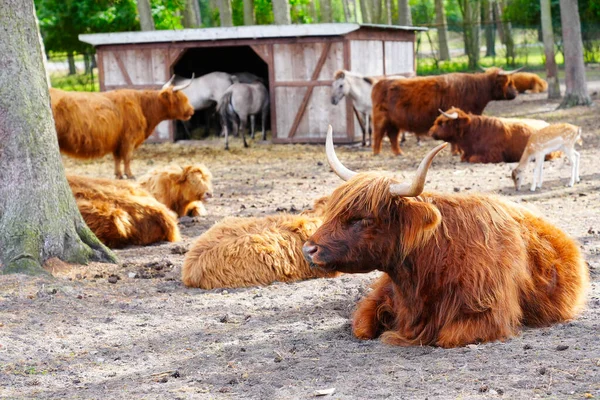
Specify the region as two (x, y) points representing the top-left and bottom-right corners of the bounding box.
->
(182, 197), (340, 289)
(511, 72), (548, 93)
(138, 164), (213, 217)
(68, 175), (181, 249)
(305, 172), (589, 348)
(50, 87), (194, 179)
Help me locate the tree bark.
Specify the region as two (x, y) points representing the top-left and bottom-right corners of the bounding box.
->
(243, 0), (255, 25)
(341, 0), (351, 22)
(558, 0), (591, 108)
(359, 0), (372, 23)
(435, 0), (450, 60)
(0, 0), (116, 275)
(183, 0), (202, 28)
(461, 0), (480, 70)
(136, 0), (155, 31)
(218, 0), (233, 26)
(373, 0), (382, 24)
(540, 0), (561, 99)
(495, 0), (515, 65)
(67, 52), (76, 75)
(483, 0), (496, 57)
(272, 0), (291, 24)
(397, 0), (412, 26)
(321, 0), (333, 23)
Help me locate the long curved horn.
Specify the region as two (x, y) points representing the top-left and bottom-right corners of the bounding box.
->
(389, 143), (448, 197)
(172, 73), (195, 92)
(478, 65), (490, 72)
(438, 108), (458, 119)
(162, 74), (177, 90)
(326, 125), (357, 182)
(499, 66), (526, 75)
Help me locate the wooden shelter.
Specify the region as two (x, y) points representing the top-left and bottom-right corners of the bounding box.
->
(79, 23), (425, 144)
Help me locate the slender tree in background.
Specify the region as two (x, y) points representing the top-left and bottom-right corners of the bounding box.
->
(243, 0), (255, 25)
(398, 0), (412, 25)
(360, 0), (372, 23)
(372, 0), (382, 23)
(321, 0), (333, 22)
(0, 0), (116, 275)
(272, 0), (291, 24)
(342, 0), (351, 22)
(385, 0), (392, 25)
(435, 0), (450, 60)
(540, 0), (560, 99)
(558, 0), (591, 108)
(483, 0), (496, 57)
(136, 0), (155, 30)
(183, 0), (202, 28)
(218, 0), (233, 26)
(495, 0), (515, 65)
(460, 0), (480, 70)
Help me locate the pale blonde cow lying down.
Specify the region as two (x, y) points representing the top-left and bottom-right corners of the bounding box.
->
(138, 164), (213, 217)
(182, 196), (340, 289)
(68, 175), (181, 249)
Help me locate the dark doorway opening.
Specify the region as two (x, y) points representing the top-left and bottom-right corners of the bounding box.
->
(172, 46), (270, 141)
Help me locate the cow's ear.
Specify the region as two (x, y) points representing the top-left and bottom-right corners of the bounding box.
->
(399, 200), (441, 255)
(159, 89), (172, 101)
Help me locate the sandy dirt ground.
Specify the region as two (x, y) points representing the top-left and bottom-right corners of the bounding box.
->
(1, 86), (600, 400)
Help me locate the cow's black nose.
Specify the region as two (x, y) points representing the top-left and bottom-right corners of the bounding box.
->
(302, 244), (318, 261)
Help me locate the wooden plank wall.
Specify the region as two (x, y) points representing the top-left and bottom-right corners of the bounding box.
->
(98, 48), (172, 142)
(272, 41), (348, 143)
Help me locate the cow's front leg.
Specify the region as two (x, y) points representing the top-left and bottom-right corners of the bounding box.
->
(122, 145), (136, 179)
(352, 274), (395, 340)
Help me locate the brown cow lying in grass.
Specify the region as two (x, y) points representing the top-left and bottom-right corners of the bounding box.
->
(302, 127), (588, 348)
(429, 107), (559, 163)
(67, 175), (180, 249)
(511, 72), (548, 93)
(182, 196), (340, 289)
(51, 76), (194, 179)
(139, 164), (213, 217)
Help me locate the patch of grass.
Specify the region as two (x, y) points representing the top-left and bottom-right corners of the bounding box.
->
(50, 72), (99, 92)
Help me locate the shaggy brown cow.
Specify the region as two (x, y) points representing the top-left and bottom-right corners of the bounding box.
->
(50, 77), (195, 179)
(138, 164), (214, 217)
(371, 68), (519, 155)
(511, 72), (548, 93)
(301, 127), (588, 348)
(68, 175), (181, 249)
(182, 197), (340, 289)
(429, 107), (558, 163)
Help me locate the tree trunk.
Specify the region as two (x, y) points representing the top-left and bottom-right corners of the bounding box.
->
(483, 0), (496, 57)
(218, 0), (233, 26)
(341, 0), (351, 22)
(83, 53), (92, 74)
(397, 0), (412, 25)
(373, 0), (382, 24)
(359, 0), (372, 23)
(558, 0), (591, 108)
(495, 0), (515, 65)
(272, 0), (291, 24)
(67, 52), (76, 75)
(435, 0), (450, 60)
(462, 0), (480, 70)
(136, 0), (155, 31)
(243, 0), (255, 25)
(0, 0), (116, 275)
(183, 0), (202, 28)
(540, 0), (561, 99)
(321, 0), (333, 23)
(308, 0), (318, 22)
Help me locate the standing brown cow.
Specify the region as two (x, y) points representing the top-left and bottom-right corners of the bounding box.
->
(371, 68), (519, 155)
(302, 126), (588, 348)
(50, 76), (195, 179)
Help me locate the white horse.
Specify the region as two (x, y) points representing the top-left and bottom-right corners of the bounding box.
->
(331, 70), (409, 147)
(217, 81), (270, 150)
(168, 71), (235, 138)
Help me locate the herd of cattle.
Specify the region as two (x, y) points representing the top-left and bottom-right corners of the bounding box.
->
(48, 66), (589, 348)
